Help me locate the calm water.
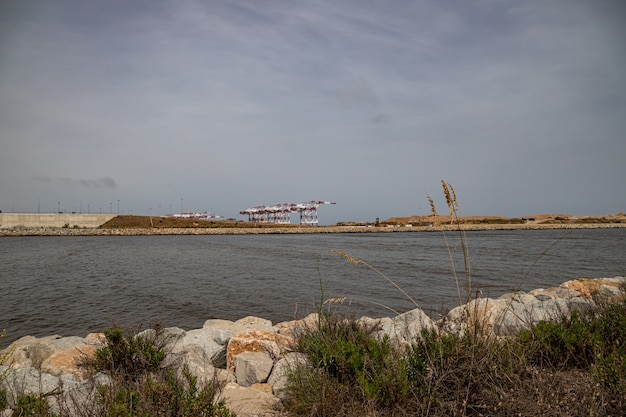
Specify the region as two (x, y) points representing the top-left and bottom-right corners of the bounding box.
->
(1, 229), (625, 344)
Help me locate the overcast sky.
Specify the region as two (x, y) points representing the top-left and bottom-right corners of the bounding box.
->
(1, 0), (625, 224)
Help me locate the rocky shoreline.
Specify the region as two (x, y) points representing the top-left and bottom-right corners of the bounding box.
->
(2, 276), (624, 416)
(1, 222), (625, 236)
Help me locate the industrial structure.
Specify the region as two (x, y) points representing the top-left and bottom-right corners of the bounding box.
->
(240, 201), (336, 225)
(164, 212), (223, 220)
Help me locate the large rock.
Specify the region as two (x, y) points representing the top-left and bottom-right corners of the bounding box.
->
(136, 326), (187, 351)
(235, 316), (275, 333)
(267, 352), (309, 400)
(222, 382), (283, 417)
(7, 335), (92, 369)
(389, 307), (435, 344)
(561, 277), (626, 303)
(274, 313), (319, 339)
(202, 319), (249, 345)
(234, 351), (274, 387)
(439, 292), (594, 336)
(202, 316), (276, 347)
(227, 331), (295, 373)
(0, 365), (78, 407)
(171, 328), (225, 368)
(40, 344), (97, 381)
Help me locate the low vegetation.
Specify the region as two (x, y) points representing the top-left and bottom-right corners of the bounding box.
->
(283, 297), (626, 416)
(1, 325), (235, 417)
(80, 324), (235, 417)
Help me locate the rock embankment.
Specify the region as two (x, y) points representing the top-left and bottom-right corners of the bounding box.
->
(1, 277), (624, 416)
(1, 222), (625, 236)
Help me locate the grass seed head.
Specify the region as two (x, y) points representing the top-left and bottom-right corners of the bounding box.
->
(426, 193), (437, 217)
(324, 297), (349, 305)
(441, 180), (455, 216)
(333, 249), (364, 266)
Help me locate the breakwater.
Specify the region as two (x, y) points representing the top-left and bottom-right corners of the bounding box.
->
(2, 222), (626, 236)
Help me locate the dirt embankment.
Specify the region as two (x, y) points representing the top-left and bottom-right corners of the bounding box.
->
(383, 213), (626, 227)
(100, 216), (287, 229)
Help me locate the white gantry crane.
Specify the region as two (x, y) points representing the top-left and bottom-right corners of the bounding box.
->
(240, 201), (336, 225)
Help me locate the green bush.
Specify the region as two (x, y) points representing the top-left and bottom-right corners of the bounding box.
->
(12, 394), (54, 417)
(91, 325), (167, 380)
(293, 313), (413, 409)
(518, 310), (601, 368)
(95, 365), (235, 417)
(82, 324), (236, 417)
(518, 301), (626, 391)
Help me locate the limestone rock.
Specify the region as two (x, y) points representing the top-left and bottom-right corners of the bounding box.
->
(0, 366), (69, 405)
(40, 345), (97, 381)
(234, 351), (274, 387)
(222, 382), (283, 417)
(390, 307), (435, 343)
(202, 319), (249, 345)
(561, 277), (626, 303)
(274, 313), (319, 339)
(7, 335), (90, 369)
(529, 287), (582, 300)
(439, 292), (595, 336)
(171, 328), (225, 368)
(136, 326), (186, 351)
(251, 382), (274, 395)
(267, 352), (308, 400)
(227, 331), (295, 372)
(235, 316), (275, 333)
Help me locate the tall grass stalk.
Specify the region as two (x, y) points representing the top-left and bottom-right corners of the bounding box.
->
(428, 180), (472, 305)
(332, 249), (421, 310)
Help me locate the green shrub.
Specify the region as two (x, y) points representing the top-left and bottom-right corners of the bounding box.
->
(90, 325), (167, 380)
(82, 324), (235, 417)
(12, 394), (54, 416)
(293, 313), (413, 409)
(95, 365), (235, 417)
(518, 310), (601, 368)
(518, 301), (626, 391)
(405, 328), (459, 379)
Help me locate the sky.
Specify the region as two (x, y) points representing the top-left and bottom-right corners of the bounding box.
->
(1, 0), (625, 225)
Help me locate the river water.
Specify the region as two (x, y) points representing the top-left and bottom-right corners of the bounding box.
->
(1, 229), (624, 344)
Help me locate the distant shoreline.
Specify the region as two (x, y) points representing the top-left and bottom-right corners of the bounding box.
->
(1, 222), (625, 237)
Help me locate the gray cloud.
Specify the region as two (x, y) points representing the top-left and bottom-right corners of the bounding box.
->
(32, 176), (52, 183)
(60, 177), (117, 188)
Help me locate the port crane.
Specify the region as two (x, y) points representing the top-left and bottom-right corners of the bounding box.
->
(240, 201), (336, 225)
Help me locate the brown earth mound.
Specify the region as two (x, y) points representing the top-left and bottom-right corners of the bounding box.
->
(100, 216), (296, 229)
(383, 213), (626, 226)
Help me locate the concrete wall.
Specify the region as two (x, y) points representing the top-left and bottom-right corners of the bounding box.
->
(0, 213), (117, 228)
